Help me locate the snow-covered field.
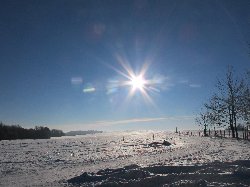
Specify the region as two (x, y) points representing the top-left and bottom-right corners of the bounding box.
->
(1, 131), (250, 186)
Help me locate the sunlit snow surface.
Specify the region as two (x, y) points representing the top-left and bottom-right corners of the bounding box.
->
(1, 131), (250, 186)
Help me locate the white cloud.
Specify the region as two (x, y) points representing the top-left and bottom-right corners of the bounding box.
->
(178, 79), (201, 88)
(179, 80), (189, 84)
(189, 84), (201, 88)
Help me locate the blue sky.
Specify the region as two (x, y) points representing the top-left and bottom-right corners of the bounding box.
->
(0, 0), (249, 132)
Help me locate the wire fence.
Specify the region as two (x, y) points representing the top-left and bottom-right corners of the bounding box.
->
(182, 129), (250, 140)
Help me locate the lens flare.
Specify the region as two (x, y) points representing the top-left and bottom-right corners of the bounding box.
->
(107, 54), (165, 106)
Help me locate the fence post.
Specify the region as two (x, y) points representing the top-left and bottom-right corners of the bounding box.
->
(245, 127), (248, 140)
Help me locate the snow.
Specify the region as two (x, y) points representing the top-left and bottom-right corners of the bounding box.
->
(0, 131), (250, 186)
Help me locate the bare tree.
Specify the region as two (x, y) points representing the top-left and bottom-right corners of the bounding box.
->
(240, 71), (250, 125)
(199, 67), (249, 138)
(195, 110), (210, 136)
(215, 67), (246, 138)
(204, 95), (226, 129)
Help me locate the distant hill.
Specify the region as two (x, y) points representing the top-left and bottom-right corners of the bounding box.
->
(65, 130), (102, 136)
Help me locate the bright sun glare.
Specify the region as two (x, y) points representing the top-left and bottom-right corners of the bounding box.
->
(108, 54), (164, 106)
(130, 75), (145, 90)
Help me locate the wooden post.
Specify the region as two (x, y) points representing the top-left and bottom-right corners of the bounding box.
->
(245, 127), (248, 140)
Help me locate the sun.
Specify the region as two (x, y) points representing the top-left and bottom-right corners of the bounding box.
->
(130, 75), (146, 90)
(107, 54), (164, 106)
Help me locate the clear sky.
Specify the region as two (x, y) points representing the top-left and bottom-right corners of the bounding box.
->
(0, 0), (249, 132)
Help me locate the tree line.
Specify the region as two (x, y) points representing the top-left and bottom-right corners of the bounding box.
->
(196, 67), (249, 138)
(0, 122), (65, 140)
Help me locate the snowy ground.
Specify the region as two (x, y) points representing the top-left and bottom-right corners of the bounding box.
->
(0, 131), (250, 186)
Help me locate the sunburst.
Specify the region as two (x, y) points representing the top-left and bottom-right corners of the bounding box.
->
(107, 54), (162, 106)
(129, 75), (146, 90)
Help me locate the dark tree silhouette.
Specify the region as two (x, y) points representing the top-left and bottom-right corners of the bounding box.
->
(204, 95), (226, 129)
(195, 110), (210, 136)
(0, 123), (64, 140)
(51, 129), (65, 137)
(197, 67), (249, 138)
